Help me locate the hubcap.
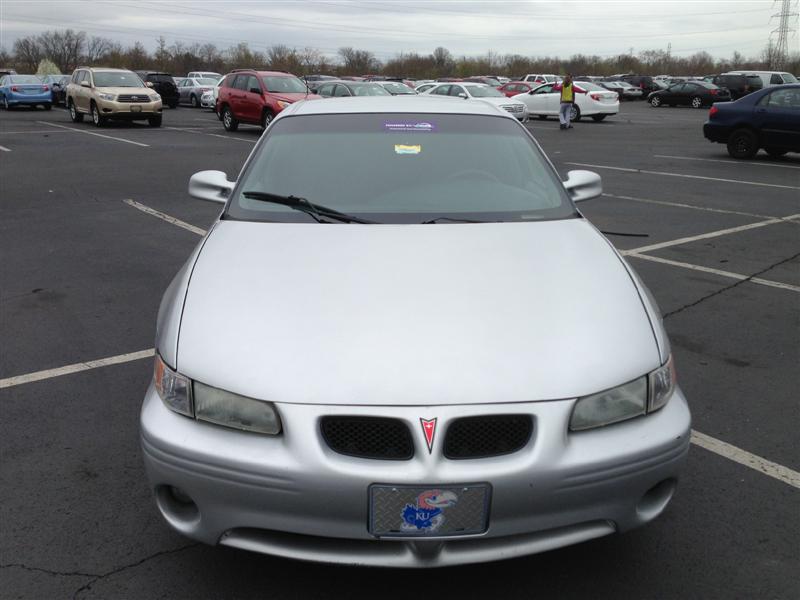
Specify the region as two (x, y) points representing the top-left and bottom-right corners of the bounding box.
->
(570, 107), (577, 119)
(224, 111), (231, 127)
(693, 98), (701, 107)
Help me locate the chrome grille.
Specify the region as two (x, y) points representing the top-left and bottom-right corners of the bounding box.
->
(117, 94), (149, 103)
(501, 104), (524, 113)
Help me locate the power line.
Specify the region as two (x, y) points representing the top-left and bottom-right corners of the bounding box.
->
(770, 0), (799, 69)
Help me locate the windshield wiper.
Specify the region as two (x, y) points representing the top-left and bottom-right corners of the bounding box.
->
(421, 216), (491, 224)
(241, 191), (377, 224)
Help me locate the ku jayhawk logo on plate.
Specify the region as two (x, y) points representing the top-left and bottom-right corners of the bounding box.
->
(401, 489), (458, 532)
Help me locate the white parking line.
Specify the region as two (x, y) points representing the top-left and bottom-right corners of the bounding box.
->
(207, 133), (257, 143)
(0, 144), (10, 152)
(1, 346), (797, 487)
(0, 349), (154, 389)
(654, 154), (800, 171)
(691, 430), (800, 489)
(123, 199), (206, 236)
(622, 215), (796, 255)
(36, 121), (150, 147)
(0, 129), (74, 135)
(601, 193), (774, 220)
(628, 253), (800, 293)
(567, 162), (800, 191)
(165, 127), (257, 144)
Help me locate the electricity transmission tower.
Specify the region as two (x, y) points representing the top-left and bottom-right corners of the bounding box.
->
(771, 0), (799, 69)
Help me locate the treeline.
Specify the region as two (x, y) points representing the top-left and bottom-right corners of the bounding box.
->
(3, 29), (798, 78)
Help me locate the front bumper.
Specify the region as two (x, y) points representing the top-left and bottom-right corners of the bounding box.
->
(141, 384), (690, 567)
(96, 98), (162, 118)
(200, 93), (214, 108)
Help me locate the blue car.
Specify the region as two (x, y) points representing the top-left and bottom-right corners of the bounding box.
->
(703, 84), (800, 159)
(0, 74), (52, 110)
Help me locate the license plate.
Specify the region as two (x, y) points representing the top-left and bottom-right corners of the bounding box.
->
(369, 483), (490, 538)
(130, 105), (142, 112)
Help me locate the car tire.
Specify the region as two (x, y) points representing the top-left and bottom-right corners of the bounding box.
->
(68, 99), (83, 122)
(2, 95), (9, 110)
(691, 96), (703, 109)
(91, 102), (106, 127)
(190, 94), (199, 108)
(44, 103), (52, 111)
(591, 114), (606, 122)
(570, 105), (581, 122)
(764, 147), (788, 158)
(169, 101), (178, 109)
(222, 106), (238, 131)
(148, 116), (162, 128)
(261, 110), (274, 130)
(650, 95), (661, 107)
(726, 129), (758, 159)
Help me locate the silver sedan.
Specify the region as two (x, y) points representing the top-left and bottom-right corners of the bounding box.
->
(141, 96), (690, 568)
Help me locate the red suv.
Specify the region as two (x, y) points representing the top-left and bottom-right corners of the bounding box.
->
(217, 70), (320, 131)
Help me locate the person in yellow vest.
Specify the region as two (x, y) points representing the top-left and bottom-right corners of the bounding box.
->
(553, 74), (585, 130)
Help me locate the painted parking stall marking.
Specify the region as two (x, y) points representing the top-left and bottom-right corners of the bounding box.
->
(123, 199), (207, 235)
(37, 120), (150, 147)
(654, 154), (800, 171)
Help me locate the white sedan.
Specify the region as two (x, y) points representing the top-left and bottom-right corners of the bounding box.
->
(513, 81), (619, 122)
(422, 82), (528, 121)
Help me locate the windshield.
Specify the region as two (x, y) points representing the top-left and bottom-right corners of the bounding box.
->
(383, 82), (415, 94)
(196, 78), (218, 85)
(10, 75), (42, 84)
(262, 76), (308, 93)
(94, 72), (143, 87)
(349, 84), (391, 96)
(227, 113), (576, 224)
(780, 73), (798, 83)
(575, 82), (605, 91)
(468, 86), (504, 97)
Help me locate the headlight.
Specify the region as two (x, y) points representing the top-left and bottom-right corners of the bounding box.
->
(276, 100), (291, 109)
(153, 355), (281, 434)
(194, 381), (281, 435)
(153, 354), (192, 416)
(150, 93), (160, 101)
(97, 92), (116, 101)
(570, 355), (676, 431)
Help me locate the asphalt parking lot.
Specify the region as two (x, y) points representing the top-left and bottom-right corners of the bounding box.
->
(1, 101), (798, 599)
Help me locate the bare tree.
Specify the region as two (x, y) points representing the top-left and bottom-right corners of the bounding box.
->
(84, 36), (113, 64)
(38, 29), (85, 72)
(13, 37), (42, 72)
(338, 47), (380, 74)
(154, 36), (169, 70)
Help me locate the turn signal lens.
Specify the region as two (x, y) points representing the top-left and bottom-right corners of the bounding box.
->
(648, 355), (677, 413)
(154, 354), (193, 416)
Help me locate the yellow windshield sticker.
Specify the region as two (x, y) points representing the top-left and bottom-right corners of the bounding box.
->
(395, 144), (421, 155)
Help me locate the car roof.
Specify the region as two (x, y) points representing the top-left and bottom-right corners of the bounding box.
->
(283, 95), (516, 118)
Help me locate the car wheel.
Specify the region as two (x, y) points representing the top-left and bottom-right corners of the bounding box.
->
(91, 102), (106, 127)
(537, 115), (547, 120)
(261, 110), (274, 130)
(169, 101), (178, 109)
(148, 116), (162, 128)
(68, 100), (83, 122)
(726, 129), (758, 159)
(591, 114), (606, 122)
(222, 106), (239, 131)
(2, 95), (8, 110)
(44, 103), (52, 111)
(190, 94), (199, 108)
(570, 105), (581, 122)
(650, 95), (661, 107)
(691, 96), (703, 109)
(764, 147), (788, 158)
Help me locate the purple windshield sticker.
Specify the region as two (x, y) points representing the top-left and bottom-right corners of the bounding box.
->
(383, 121), (437, 133)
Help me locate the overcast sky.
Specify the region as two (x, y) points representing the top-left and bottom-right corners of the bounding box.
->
(0, 0), (793, 60)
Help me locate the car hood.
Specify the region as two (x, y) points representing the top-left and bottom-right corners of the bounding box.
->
(476, 96), (523, 106)
(177, 219), (660, 406)
(95, 86), (152, 95)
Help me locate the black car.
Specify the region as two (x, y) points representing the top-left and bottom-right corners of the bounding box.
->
(617, 75), (661, 95)
(135, 71), (180, 108)
(703, 84), (800, 159)
(648, 81), (730, 108)
(41, 74), (70, 105)
(709, 74), (763, 100)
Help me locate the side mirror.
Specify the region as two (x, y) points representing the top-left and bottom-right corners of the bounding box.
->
(563, 170), (602, 202)
(145, 81), (154, 88)
(80, 80), (91, 88)
(189, 170), (234, 204)
(458, 92), (467, 99)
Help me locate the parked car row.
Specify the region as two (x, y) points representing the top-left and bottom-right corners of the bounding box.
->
(0, 73), (57, 109)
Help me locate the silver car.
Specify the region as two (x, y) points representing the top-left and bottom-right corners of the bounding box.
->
(141, 96), (690, 568)
(177, 77), (218, 107)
